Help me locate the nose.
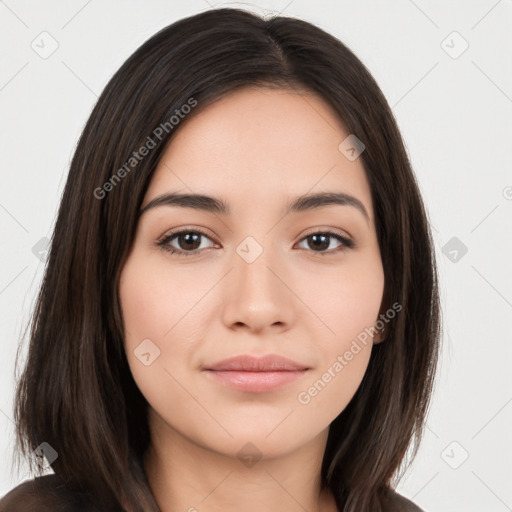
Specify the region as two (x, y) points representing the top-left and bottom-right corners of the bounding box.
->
(220, 243), (296, 334)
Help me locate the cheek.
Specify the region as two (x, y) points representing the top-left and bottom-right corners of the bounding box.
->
(118, 254), (208, 405)
(119, 252), (201, 341)
(296, 254), (383, 414)
(118, 255), (171, 368)
(296, 294), (376, 421)
(303, 250), (384, 342)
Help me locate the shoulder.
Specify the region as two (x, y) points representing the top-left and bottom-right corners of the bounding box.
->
(0, 474), (101, 512)
(383, 488), (425, 512)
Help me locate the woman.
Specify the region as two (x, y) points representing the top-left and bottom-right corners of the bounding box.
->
(0, 7), (440, 512)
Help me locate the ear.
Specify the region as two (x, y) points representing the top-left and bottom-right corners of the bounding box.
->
(373, 279), (392, 344)
(373, 324), (387, 344)
(372, 303), (388, 344)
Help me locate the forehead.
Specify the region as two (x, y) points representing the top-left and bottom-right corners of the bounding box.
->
(143, 86), (374, 223)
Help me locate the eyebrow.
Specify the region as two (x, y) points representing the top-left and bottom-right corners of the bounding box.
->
(139, 191), (370, 223)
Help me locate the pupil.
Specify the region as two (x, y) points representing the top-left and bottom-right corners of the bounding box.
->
(310, 234), (329, 251)
(180, 232), (201, 250)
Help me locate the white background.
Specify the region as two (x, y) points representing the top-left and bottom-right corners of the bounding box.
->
(1, 1), (511, 511)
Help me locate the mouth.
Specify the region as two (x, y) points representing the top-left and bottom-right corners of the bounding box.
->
(201, 354), (311, 393)
(202, 368), (310, 393)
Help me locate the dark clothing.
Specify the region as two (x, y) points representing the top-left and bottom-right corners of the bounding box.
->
(0, 473), (424, 511)
(0, 475), (106, 512)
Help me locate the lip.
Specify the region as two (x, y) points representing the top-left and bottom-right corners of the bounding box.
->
(202, 354), (311, 393)
(203, 354), (309, 372)
(204, 369), (309, 393)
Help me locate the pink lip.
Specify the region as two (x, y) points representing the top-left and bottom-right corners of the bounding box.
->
(202, 354), (310, 393)
(204, 369), (309, 393)
(203, 354), (309, 372)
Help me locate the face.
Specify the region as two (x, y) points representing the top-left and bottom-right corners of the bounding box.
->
(118, 86), (385, 460)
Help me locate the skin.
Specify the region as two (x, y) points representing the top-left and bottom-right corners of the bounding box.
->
(118, 85), (385, 512)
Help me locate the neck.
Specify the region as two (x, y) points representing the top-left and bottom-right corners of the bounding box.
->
(141, 410), (338, 512)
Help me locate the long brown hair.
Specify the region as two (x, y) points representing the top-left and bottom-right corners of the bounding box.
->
(9, 7), (440, 512)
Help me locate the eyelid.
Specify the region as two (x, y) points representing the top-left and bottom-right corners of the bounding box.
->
(157, 225), (216, 243)
(299, 226), (352, 241)
(157, 226), (352, 243)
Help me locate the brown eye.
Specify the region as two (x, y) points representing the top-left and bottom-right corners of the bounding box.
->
(174, 232), (202, 251)
(157, 229), (216, 256)
(157, 229), (355, 257)
(296, 231), (354, 255)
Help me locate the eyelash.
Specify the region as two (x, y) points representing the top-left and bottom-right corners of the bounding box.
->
(156, 228), (355, 257)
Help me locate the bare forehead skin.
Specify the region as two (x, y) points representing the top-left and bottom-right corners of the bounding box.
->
(142, 86), (375, 229)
